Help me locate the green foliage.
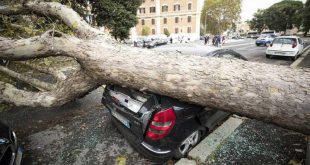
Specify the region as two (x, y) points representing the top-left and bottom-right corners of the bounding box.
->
(0, 14), (74, 39)
(91, 0), (142, 40)
(250, 0), (304, 33)
(302, 0), (310, 36)
(201, 0), (241, 35)
(164, 28), (170, 36)
(264, 0), (303, 32)
(0, 0), (141, 40)
(249, 10), (266, 33)
(141, 27), (150, 36)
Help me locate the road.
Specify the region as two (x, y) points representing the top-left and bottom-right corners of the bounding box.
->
(222, 38), (304, 66)
(0, 38), (308, 165)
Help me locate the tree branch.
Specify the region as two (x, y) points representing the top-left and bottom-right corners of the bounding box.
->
(0, 70), (99, 107)
(0, 82), (57, 107)
(0, 2), (104, 39)
(0, 4), (26, 15)
(19, 61), (69, 81)
(0, 65), (54, 91)
(0, 30), (84, 60)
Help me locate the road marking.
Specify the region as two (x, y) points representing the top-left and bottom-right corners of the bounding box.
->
(223, 43), (254, 48)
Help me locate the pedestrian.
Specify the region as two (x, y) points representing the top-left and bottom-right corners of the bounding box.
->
(217, 35), (221, 47)
(133, 39), (137, 47)
(170, 37), (173, 44)
(222, 36), (225, 45)
(212, 36), (215, 45)
(204, 36), (207, 45)
(85, 2), (92, 24)
(206, 35), (209, 45)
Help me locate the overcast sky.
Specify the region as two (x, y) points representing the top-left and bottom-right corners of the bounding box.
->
(241, 0), (306, 22)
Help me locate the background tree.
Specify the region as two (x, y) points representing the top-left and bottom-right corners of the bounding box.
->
(201, 0), (241, 35)
(92, 0), (142, 40)
(37, 0), (142, 40)
(249, 1), (304, 33)
(249, 9), (267, 33)
(302, 0), (310, 36)
(164, 29), (170, 37)
(141, 27), (150, 36)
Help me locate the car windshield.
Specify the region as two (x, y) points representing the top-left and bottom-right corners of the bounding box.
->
(273, 38), (297, 44)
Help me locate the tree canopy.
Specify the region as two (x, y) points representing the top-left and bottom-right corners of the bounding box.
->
(201, 0), (241, 35)
(249, 0), (304, 33)
(248, 9), (267, 33)
(302, 0), (310, 36)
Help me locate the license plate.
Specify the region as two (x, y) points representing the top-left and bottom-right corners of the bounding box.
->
(275, 52), (285, 55)
(111, 110), (130, 128)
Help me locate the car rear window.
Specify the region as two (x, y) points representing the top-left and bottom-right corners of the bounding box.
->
(273, 38), (297, 44)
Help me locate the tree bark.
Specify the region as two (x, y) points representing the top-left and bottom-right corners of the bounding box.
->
(0, 2), (309, 135)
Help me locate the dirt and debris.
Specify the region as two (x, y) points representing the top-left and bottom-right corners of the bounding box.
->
(205, 120), (307, 165)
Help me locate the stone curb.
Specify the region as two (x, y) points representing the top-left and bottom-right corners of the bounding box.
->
(175, 116), (244, 165)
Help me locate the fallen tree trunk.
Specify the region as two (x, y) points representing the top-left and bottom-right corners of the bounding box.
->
(0, 2), (309, 134)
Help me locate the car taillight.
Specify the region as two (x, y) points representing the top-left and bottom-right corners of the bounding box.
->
(292, 42), (297, 48)
(146, 107), (176, 140)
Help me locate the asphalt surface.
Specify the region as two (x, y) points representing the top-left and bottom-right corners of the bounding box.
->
(0, 38), (309, 165)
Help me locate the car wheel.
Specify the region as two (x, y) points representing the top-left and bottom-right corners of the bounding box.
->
(292, 55), (298, 61)
(266, 54), (271, 58)
(256, 44), (259, 46)
(0, 60), (8, 66)
(174, 129), (202, 158)
(265, 42), (270, 47)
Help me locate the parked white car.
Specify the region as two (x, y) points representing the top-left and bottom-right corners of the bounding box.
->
(266, 36), (304, 60)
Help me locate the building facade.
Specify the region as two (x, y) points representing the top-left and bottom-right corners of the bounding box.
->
(133, 0), (204, 40)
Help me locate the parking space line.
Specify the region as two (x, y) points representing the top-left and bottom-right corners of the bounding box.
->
(223, 43), (254, 48)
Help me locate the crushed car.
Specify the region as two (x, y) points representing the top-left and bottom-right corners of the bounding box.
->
(101, 48), (247, 163)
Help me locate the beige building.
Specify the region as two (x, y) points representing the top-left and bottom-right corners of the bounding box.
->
(132, 0), (204, 40)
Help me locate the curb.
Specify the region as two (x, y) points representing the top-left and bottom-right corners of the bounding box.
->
(175, 116), (244, 165)
(290, 45), (310, 69)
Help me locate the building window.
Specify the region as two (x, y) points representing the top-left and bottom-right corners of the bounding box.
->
(187, 27), (191, 33)
(188, 3), (192, 10)
(162, 5), (168, 12)
(141, 19), (145, 25)
(164, 18), (167, 24)
(175, 27), (179, 34)
(187, 16), (191, 22)
(174, 4), (180, 11)
(152, 29), (155, 34)
(139, 8), (145, 14)
(152, 19), (155, 25)
(150, 7), (156, 13)
(175, 17), (179, 23)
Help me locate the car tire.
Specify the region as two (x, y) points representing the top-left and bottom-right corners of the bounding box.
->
(256, 44), (259, 46)
(173, 128), (204, 159)
(0, 60), (8, 66)
(265, 42), (270, 47)
(266, 54), (271, 58)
